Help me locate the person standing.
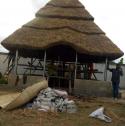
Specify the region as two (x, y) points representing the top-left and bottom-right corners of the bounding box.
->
(107, 63), (123, 100)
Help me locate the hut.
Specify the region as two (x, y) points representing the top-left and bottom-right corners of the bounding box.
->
(1, 0), (124, 93)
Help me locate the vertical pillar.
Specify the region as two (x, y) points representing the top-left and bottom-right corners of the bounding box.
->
(74, 52), (78, 79)
(69, 80), (72, 94)
(30, 58), (33, 75)
(43, 50), (46, 77)
(104, 58), (108, 81)
(7, 56), (11, 74)
(14, 50), (18, 75)
(69, 52), (78, 94)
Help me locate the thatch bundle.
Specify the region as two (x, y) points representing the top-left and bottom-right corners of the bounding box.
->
(36, 5), (94, 20)
(47, 0), (83, 8)
(1, 0), (124, 61)
(24, 17), (104, 34)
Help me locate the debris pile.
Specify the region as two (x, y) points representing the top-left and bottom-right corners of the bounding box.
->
(26, 88), (77, 113)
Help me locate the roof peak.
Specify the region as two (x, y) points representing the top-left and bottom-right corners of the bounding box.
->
(36, 0), (94, 20)
(47, 0), (84, 8)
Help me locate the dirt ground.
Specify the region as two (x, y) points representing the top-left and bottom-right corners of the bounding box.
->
(0, 89), (125, 126)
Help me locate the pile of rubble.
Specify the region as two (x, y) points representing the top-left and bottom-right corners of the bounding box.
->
(26, 88), (77, 113)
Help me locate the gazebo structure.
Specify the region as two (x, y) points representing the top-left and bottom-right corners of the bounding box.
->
(1, 0), (124, 92)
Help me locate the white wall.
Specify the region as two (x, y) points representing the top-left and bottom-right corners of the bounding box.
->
(0, 53), (43, 76)
(0, 52), (8, 74)
(94, 63), (125, 89)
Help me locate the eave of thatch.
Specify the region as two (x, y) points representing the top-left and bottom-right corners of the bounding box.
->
(1, 27), (123, 58)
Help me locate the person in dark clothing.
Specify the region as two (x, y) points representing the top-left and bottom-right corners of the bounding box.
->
(107, 63), (123, 99)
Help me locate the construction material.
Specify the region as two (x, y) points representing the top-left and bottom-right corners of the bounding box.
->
(4, 79), (48, 110)
(0, 92), (20, 108)
(27, 87), (77, 113)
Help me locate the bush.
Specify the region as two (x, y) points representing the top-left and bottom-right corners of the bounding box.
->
(0, 72), (2, 79)
(0, 77), (8, 84)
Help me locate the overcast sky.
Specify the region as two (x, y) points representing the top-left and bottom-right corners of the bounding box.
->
(0, 0), (125, 61)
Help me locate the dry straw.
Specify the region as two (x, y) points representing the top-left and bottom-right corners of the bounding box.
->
(4, 80), (48, 110)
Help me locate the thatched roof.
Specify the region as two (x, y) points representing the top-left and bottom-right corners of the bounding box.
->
(24, 17), (104, 34)
(1, 0), (124, 62)
(47, 0), (83, 7)
(36, 5), (94, 20)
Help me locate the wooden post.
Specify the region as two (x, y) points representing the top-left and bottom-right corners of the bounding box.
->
(43, 50), (46, 77)
(104, 58), (108, 81)
(69, 52), (78, 94)
(30, 58), (33, 75)
(7, 56), (11, 74)
(14, 50), (18, 75)
(69, 79), (72, 94)
(74, 52), (78, 79)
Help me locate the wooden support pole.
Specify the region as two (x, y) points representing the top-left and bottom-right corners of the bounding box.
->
(74, 52), (78, 79)
(69, 52), (78, 94)
(6, 56), (11, 74)
(14, 50), (18, 75)
(30, 58), (33, 75)
(69, 80), (72, 94)
(43, 50), (46, 77)
(104, 58), (108, 81)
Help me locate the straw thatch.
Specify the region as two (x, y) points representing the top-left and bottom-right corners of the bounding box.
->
(2, 27), (120, 55)
(24, 17), (104, 34)
(36, 5), (94, 20)
(1, 0), (124, 61)
(47, 0), (83, 8)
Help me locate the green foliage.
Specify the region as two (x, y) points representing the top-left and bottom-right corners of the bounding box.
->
(119, 58), (124, 65)
(0, 77), (8, 84)
(0, 72), (2, 79)
(0, 73), (8, 84)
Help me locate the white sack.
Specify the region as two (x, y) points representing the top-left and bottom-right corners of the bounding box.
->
(89, 107), (112, 123)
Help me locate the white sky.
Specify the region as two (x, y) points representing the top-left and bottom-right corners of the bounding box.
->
(0, 0), (125, 61)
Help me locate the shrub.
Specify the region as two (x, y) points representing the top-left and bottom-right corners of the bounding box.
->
(0, 77), (8, 84)
(0, 72), (2, 79)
